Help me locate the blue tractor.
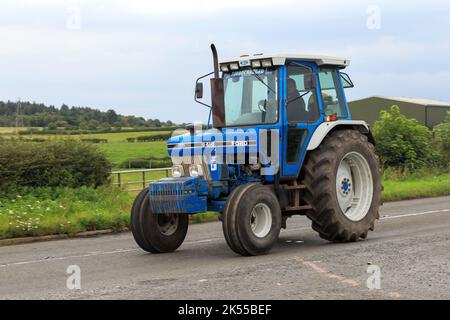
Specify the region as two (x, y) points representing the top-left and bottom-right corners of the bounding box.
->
(131, 44), (381, 256)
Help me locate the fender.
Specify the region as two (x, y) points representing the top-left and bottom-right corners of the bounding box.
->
(306, 120), (373, 150)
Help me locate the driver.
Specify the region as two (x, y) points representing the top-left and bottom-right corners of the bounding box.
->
(286, 78), (307, 122)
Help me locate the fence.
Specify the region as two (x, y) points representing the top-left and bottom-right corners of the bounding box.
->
(112, 167), (171, 191)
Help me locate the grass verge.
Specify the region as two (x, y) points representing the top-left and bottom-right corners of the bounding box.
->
(382, 173), (450, 202)
(0, 186), (132, 240)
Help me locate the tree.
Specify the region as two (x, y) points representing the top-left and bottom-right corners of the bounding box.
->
(88, 120), (100, 131)
(105, 109), (118, 124)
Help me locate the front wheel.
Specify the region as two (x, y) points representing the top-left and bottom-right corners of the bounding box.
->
(222, 183), (282, 256)
(301, 129), (382, 242)
(130, 189), (189, 253)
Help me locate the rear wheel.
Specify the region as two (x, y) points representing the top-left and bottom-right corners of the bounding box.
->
(222, 183), (282, 256)
(130, 190), (189, 253)
(301, 129), (381, 242)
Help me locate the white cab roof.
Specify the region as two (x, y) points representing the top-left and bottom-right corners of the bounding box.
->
(220, 53), (350, 68)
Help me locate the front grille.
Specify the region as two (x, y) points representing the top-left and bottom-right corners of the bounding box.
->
(148, 180), (186, 213)
(147, 177), (207, 214)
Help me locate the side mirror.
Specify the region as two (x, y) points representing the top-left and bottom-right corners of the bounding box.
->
(210, 78), (225, 128)
(304, 73), (316, 90)
(195, 82), (203, 99)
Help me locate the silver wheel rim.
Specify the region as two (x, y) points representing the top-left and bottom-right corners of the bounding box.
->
(336, 152), (373, 222)
(250, 203), (272, 238)
(157, 213), (179, 236)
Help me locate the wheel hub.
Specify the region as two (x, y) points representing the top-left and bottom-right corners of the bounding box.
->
(250, 203), (272, 238)
(336, 152), (373, 222)
(339, 177), (352, 195)
(157, 213), (179, 236)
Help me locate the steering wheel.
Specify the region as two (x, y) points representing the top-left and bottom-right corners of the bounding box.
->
(258, 99), (268, 112)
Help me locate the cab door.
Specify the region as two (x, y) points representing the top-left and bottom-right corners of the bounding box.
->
(281, 62), (322, 179)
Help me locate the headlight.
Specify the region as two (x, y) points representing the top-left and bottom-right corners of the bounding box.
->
(229, 62), (239, 71)
(188, 164), (203, 177)
(261, 59), (273, 67)
(172, 165), (184, 178)
(251, 60), (261, 68)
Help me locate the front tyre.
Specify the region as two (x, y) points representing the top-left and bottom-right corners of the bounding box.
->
(301, 129), (381, 242)
(130, 190), (189, 253)
(222, 183), (282, 256)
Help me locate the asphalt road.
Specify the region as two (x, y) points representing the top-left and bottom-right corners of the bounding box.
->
(1, 196), (449, 300)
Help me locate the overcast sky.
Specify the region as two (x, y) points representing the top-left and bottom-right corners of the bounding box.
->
(0, 0), (449, 123)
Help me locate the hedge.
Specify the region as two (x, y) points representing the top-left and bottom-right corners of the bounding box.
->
(0, 140), (112, 190)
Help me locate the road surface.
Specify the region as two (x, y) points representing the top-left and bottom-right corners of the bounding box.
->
(1, 196), (449, 300)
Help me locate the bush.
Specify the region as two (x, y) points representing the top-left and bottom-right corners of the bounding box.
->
(0, 140), (112, 190)
(433, 111), (450, 166)
(373, 105), (443, 170)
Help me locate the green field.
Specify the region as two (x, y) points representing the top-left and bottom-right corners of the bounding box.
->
(1, 129), (172, 168)
(0, 130), (171, 142)
(100, 141), (168, 166)
(0, 127), (42, 134)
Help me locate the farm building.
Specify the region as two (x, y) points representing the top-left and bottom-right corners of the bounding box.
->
(348, 96), (450, 128)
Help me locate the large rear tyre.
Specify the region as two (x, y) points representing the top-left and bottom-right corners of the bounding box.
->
(301, 129), (381, 242)
(130, 190), (189, 253)
(222, 183), (282, 256)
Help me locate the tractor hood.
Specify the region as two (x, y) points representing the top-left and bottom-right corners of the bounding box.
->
(166, 128), (259, 159)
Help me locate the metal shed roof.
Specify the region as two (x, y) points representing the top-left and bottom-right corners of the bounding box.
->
(350, 96), (450, 107)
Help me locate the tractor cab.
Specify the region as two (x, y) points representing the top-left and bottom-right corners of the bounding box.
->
(214, 53), (356, 179)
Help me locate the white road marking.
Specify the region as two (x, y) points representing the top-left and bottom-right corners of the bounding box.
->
(380, 208), (450, 220)
(1, 207), (449, 269)
(0, 238), (223, 268)
(0, 248), (139, 268)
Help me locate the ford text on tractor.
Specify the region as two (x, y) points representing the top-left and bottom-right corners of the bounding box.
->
(131, 44), (381, 256)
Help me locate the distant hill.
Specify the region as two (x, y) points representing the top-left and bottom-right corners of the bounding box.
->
(0, 100), (175, 129)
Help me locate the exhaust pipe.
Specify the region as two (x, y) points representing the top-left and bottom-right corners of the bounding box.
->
(211, 43), (220, 79)
(209, 43), (225, 128)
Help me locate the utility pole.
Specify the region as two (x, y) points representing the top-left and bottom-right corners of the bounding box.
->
(15, 98), (24, 134)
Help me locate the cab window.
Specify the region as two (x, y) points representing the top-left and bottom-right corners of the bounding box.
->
(318, 70), (347, 118)
(286, 65), (320, 123)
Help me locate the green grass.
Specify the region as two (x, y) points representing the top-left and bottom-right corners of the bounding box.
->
(382, 173), (450, 202)
(0, 127), (42, 134)
(0, 186), (133, 240)
(0, 186), (219, 240)
(100, 141), (168, 166)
